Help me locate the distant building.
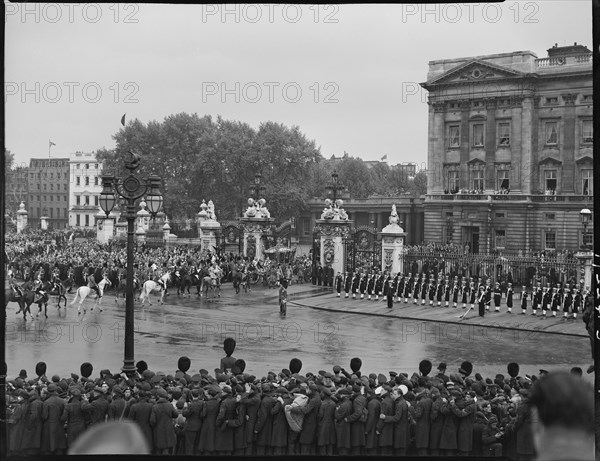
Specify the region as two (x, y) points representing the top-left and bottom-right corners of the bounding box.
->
(68, 152), (103, 228)
(420, 43), (593, 253)
(27, 158), (70, 229)
(5, 165), (29, 218)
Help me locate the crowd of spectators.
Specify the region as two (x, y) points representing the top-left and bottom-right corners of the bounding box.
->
(6, 350), (594, 458)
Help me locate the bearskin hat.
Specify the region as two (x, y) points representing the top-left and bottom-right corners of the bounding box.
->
(459, 361), (473, 377)
(234, 359), (246, 373)
(419, 359), (433, 376)
(80, 362), (93, 379)
(223, 337), (236, 357)
(350, 357), (362, 373)
(507, 362), (519, 378)
(289, 358), (302, 374)
(35, 361), (47, 377)
(178, 356), (191, 373)
(136, 360), (148, 375)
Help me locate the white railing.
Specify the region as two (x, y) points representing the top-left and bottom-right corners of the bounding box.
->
(536, 55), (592, 68)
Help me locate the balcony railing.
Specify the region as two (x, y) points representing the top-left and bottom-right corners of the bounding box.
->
(535, 54), (592, 67)
(427, 194), (593, 202)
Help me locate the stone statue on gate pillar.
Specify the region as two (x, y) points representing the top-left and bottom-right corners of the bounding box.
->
(197, 200), (221, 253)
(16, 202), (28, 233)
(379, 204), (407, 274)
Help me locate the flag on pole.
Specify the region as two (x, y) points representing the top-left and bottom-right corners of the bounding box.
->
(121, 113), (126, 126)
(381, 154), (387, 161)
(49, 140), (56, 147)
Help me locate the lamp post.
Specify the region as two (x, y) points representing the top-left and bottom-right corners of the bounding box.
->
(99, 151), (163, 376)
(580, 208), (591, 250)
(325, 170), (346, 203)
(249, 172), (266, 201)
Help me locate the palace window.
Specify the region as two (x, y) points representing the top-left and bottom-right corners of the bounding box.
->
(50, 184), (53, 190)
(471, 169), (484, 190)
(544, 231), (556, 250)
(472, 124), (484, 147)
(94, 176), (99, 186)
(544, 170), (557, 192)
(76, 177), (81, 186)
(448, 125), (460, 148)
(49, 208), (53, 218)
(85, 164), (89, 169)
(85, 215), (89, 227)
(85, 176), (90, 186)
(495, 230), (506, 248)
(582, 231), (593, 247)
(43, 184), (46, 191)
(447, 170), (460, 193)
(582, 120), (593, 144)
(497, 122), (510, 146)
(497, 169), (510, 191)
(76, 214), (80, 226)
(94, 196), (99, 206)
(76, 164), (80, 169)
(545, 97), (558, 105)
(582, 169), (593, 195)
(85, 195), (90, 205)
(545, 121), (558, 145)
(76, 195), (80, 205)
(545, 213), (556, 221)
(64, 209), (68, 219)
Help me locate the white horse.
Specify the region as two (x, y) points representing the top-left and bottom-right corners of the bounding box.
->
(70, 277), (112, 315)
(139, 280), (167, 305)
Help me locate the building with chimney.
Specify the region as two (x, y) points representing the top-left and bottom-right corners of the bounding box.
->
(420, 43), (593, 253)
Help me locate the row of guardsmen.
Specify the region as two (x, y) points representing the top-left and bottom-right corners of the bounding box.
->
(334, 271), (586, 320)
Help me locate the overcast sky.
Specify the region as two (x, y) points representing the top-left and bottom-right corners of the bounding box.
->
(5, 2), (592, 170)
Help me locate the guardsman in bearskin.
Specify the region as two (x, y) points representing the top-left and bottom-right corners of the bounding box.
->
(359, 272), (368, 299)
(420, 274), (428, 305)
(404, 272), (413, 303)
(484, 280), (492, 312)
(396, 274), (405, 303)
(541, 286), (551, 319)
(365, 272), (374, 300)
(435, 276), (443, 306)
(424, 277), (433, 306)
(533, 282), (541, 316)
(550, 286), (559, 318)
(477, 286), (486, 317)
(493, 282), (502, 312)
(344, 272), (352, 298)
(461, 279), (469, 309)
(520, 285), (528, 315)
(469, 282), (477, 310)
(506, 283), (514, 314)
(335, 272), (343, 297)
(412, 274), (421, 304)
(452, 277), (460, 308)
(444, 277), (451, 307)
(374, 271), (384, 301)
(562, 287), (572, 321)
(351, 272), (360, 299)
(572, 287), (582, 320)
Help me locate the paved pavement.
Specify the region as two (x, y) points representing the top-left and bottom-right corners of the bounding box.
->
(287, 284), (588, 338)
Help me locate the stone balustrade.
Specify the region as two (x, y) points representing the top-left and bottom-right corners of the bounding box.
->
(535, 54), (592, 67)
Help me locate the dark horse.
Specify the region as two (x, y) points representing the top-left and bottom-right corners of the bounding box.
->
(175, 267), (202, 297)
(231, 265), (247, 294)
(11, 281), (50, 321)
(41, 279), (70, 308)
(113, 267), (141, 300)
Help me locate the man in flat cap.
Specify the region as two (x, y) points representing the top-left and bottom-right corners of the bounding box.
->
(375, 385), (395, 455)
(81, 385), (109, 427)
(181, 388), (205, 455)
(40, 383), (67, 454)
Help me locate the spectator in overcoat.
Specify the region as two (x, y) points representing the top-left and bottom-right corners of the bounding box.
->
(197, 386), (220, 455)
(240, 383), (261, 455)
(345, 383), (366, 455)
(61, 388), (87, 447)
(456, 391), (477, 456)
(8, 389), (30, 454)
(375, 385), (395, 455)
(429, 387), (444, 455)
(333, 388), (354, 455)
(226, 386), (247, 455)
(364, 386), (380, 455)
(81, 386), (109, 426)
(26, 389), (44, 455)
(182, 388), (205, 455)
(270, 387), (291, 455)
(41, 383), (67, 454)
(128, 389), (154, 450)
(254, 383), (276, 455)
(107, 386), (126, 421)
(150, 387), (178, 454)
(388, 385), (410, 456)
(214, 386), (237, 455)
(316, 387), (336, 455)
(439, 389), (461, 455)
(296, 382), (322, 454)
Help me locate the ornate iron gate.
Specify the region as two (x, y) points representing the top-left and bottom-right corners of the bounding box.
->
(220, 223), (243, 255)
(344, 227), (381, 273)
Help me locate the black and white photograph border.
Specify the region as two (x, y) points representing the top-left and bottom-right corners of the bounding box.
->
(2, 1), (597, 459)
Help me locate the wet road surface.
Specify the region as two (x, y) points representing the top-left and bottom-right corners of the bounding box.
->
(5, 283), (592, 381)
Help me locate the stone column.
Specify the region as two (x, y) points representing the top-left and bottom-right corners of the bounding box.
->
(96, 212), (115, 244)
(379, 205), (407, 274)
(197, 200), (222, 253)
(16, 201), (28, 233)
(136, 199), (150, 231)
(136, 226), (146, 245)
(575, 250), (593, 292)
(314, 219), (352, 276)
(162, 217), (171, 241)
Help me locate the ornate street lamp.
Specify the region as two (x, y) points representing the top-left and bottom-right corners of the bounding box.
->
(580, 208), (592, 250)
(249, 172), (266, 200)
(99, 151), (163, 377)
(325, 170), (345, 203)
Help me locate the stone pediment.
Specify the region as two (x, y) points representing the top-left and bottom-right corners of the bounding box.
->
(539, 156), (562, 166)
(425, 60), (525, 86)
(575, 155), (593, 164)
(467, 158), (486, 165)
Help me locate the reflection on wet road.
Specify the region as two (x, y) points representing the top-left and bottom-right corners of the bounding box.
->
(5, 285), (591, 381)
